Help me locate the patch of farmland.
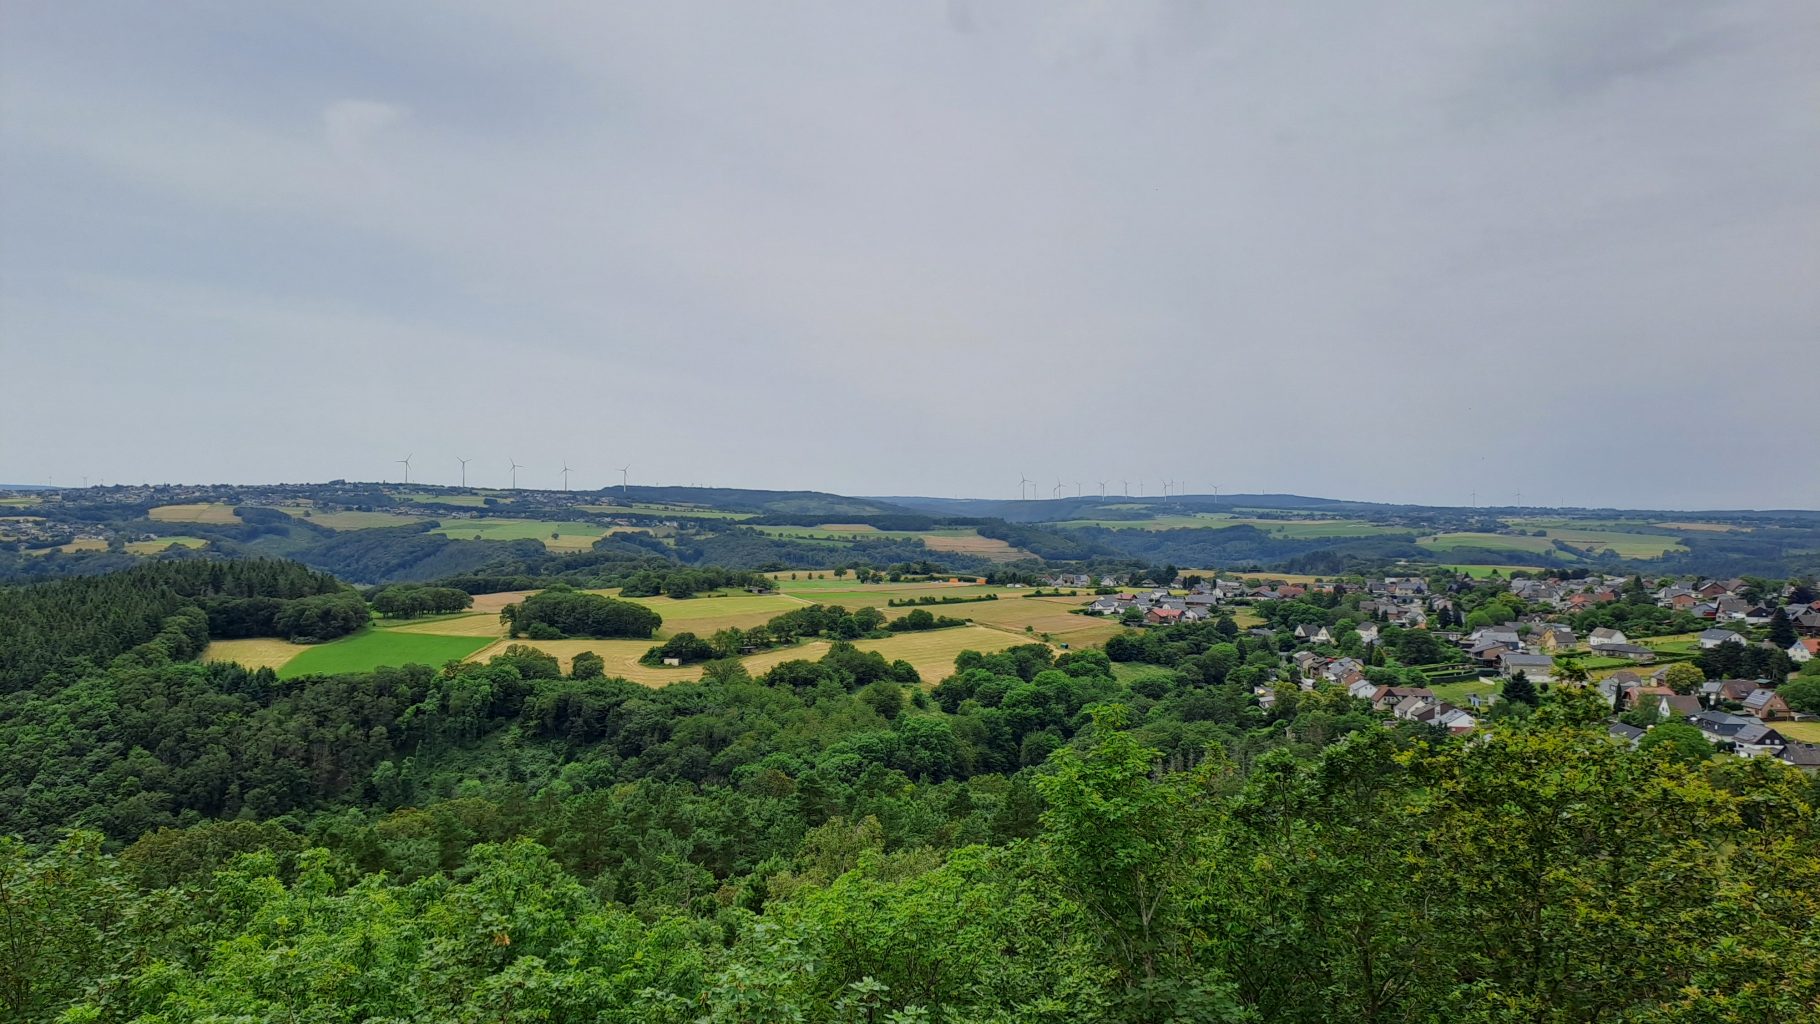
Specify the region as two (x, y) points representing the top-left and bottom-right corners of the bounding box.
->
(431, 518), (609, 551)
(958, 595), (1125, 642)
(578, 502), (753, 520)
(852, 626), (1030, 684)
(386, 612), (506, 637)
(917, 529), (1031, 561)
(125, 536), (208, 554)
(463, 637), (692, 684)
(1656, 521), (1748, 533)
(284, 508), (426, 530)
(203, 637), (305, 672)
(1418, 532), (1563, 555)
(1776, 721), (1820, 743)
(603, 592), (809, 632)
(279, 630), (493, 679)
(149, 502), (241, 524)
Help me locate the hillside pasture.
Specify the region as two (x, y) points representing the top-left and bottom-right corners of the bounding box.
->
(125, 536), (208, 554)
(918, 528), (1032, 561)
(1418, 532), (1561, 556)
(431, 518), (610, 551)
(1656, 521), (1748, 533)
(279, 630), (493, 679)
(1776, 721), (1820, 743)
(284, 508), (426, 530)
(149, 502), (241, 524)
(578, 502), (753, 520)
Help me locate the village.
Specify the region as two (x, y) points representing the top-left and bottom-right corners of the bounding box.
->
(1063, 569), (1820, 770)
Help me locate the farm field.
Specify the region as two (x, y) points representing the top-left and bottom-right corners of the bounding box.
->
(1419, 532), (1561, 555)
(283, 508), (425, 529)
(431, 518), (610, 551)
(0, 496), (40, 506)
(460, 624), (1023, 686)
(597, 591), (809, 630)
(1429, 680), (1499, 706)
(403, 492), (490, 506)
(850, 626), (1027, 682)
(1047, 514), (1408, 539)
(742, 525), (1030, 561)
(958, 595), (1125, 643)
(125, 536), (207, 554)
(28, 539), (108, 555)
(149, 502), (240, 524)
(918, 528), (1031, 561)
(1425, 525), (1688, 559)
(203, 637), (305, 671)
(1656, 521), (1748, 533)
(385, 612), (508, 637)
(462, 637), (692, 683)
(278, 630), (493, 679)
(1777, 721), (1820, 743)
(578, 502), (753, 520)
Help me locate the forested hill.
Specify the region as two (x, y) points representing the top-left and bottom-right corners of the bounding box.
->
(3, 561), (1819, 1021)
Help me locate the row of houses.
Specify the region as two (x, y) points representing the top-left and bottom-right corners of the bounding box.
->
(1611, 713), (1820, 769)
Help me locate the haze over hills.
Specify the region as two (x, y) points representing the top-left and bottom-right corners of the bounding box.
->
(5, 479), (1817, 585)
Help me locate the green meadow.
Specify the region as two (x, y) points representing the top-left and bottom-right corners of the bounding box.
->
(278, 629), (493, 679)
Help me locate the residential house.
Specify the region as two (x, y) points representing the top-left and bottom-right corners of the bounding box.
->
(1743, 688), (1792, 722)
(1535, 625), (1576, 651)
(1588, 626), (1629, 646)
(1294, 623), (1334, 644)
(1589, 642), (1657, 663)
(1355, 622), (1380, 645)
(1779, 743), (1820, 772)
(1608, 722), (1646, 747)
(1698, 628), (1745, 649)
(1500, 652), (1555, 682)
(1371, 685), (1435, 711)
(1789, 638), (1820, 663)
(1688, 710), (1786, 757)
(1144, 607), (1184, 626)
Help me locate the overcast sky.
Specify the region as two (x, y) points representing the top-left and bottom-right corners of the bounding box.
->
(2, 2), (1815, 509)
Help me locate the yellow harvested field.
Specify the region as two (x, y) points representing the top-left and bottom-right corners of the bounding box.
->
(203, 637), (303, 671)
(959, 596), (1125, 642)
(461, 624), (1029, 687)
(603, 592), (809, 630)
(286, 509), (425, 530)
(918, 531), (1030, 561)
(464, 638), (690, 684)
(149, 502), (241, 524)
(469, 590), (537, 614)
(816, 523), (880, 532)
(387, 612), (506, 637)
(125, 536), (207, 554)
(853, 626), (1031, 683)
(1657, 521), (1748, 533)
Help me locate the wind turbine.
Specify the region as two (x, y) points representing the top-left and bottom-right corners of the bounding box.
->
(396, 454), (412, 485)
(1098, 480), (1107, 497)
(457, 457), (471, 487)
(1053, 479), (1063, 499)
(509, 458), (524, 490)
(1018, 473), (1032, 500)
(560, 461), (572, 491)
(1074, 481), (1082, 497)
(1122, 480), (1129, 497)
(618, 465), (631, 493)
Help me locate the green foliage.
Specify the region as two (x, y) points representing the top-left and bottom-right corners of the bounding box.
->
(502, 586), (662, 639)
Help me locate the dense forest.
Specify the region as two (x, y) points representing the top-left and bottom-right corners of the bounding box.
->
(3, 561), (1817, 1022)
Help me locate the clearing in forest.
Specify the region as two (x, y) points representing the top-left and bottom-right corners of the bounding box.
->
(148, 502), (241, 524)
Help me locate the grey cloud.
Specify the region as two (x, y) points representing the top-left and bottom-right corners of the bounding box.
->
(1, 1), (1815, 507)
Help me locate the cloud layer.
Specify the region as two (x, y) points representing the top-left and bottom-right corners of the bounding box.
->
(3, 2), (1816, 507)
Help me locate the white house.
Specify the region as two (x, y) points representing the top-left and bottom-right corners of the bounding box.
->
(1698, 629), (1746, 650)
